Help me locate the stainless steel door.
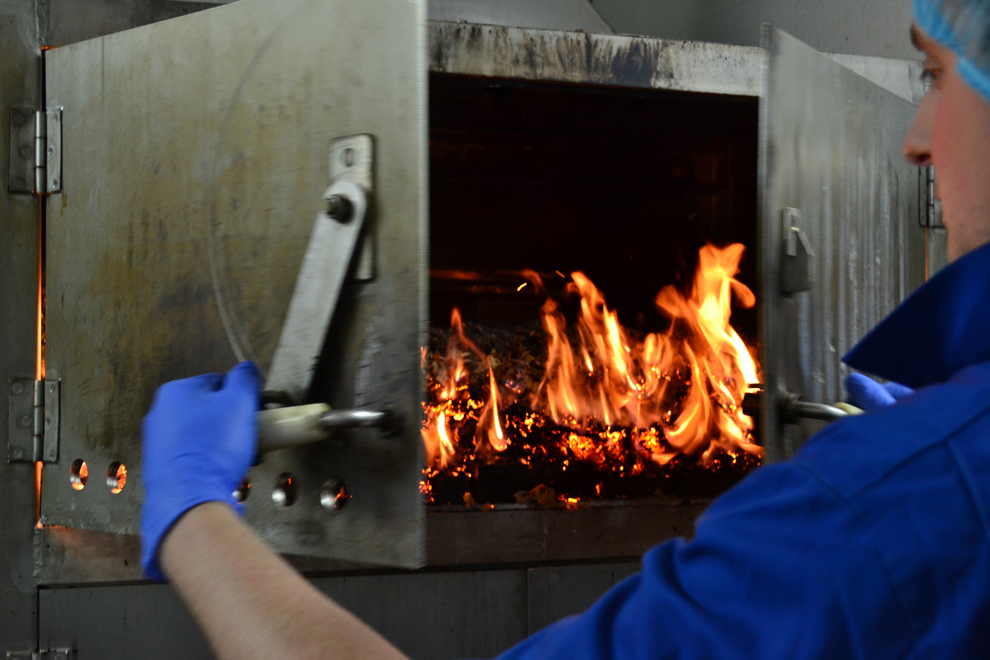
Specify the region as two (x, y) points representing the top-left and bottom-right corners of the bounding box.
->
(759, 29), (926, 460)
(42, 0), (427, 568)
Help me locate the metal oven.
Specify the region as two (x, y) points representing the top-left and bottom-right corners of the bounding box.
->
(1, 1), (938, 657)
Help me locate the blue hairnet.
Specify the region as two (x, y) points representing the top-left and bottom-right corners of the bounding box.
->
(914, 0), (990, 102)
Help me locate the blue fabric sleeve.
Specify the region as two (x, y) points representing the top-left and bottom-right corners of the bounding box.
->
(495, 463), (914, 660)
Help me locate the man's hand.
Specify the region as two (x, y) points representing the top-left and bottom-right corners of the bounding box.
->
(141, 361), (260, 581)
(845, 373), (913, 413)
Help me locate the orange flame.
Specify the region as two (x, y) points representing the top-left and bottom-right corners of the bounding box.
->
(421, 244), (762, 500)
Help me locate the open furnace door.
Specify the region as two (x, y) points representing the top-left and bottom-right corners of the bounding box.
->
(41, 0), (428, 568)
(759, 29), (926, 460)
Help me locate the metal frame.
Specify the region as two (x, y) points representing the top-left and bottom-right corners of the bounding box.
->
(1, 10), (931, 658)
(0, 0), (42, 652)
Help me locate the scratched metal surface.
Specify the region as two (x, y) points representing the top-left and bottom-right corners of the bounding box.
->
(759, 30), (926, 460)
(428, 21), (764, 97)
(42, 0), (428, 568)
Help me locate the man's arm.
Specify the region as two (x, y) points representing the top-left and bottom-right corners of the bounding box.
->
(160, 501), (408, 660)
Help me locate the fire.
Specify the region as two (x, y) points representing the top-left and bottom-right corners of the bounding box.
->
(421, 244), (762, 504)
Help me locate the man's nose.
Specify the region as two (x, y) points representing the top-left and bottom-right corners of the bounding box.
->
(904, 88), (937, 167)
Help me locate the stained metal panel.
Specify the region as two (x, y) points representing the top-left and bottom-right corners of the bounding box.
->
(527, 562), (640, 634)
(36, 502), (704, 585)
(0, 0), (41, 651)
(41, 0), (428, 568)
(39, 570), (528, 660)
(759, 29), (926, 459)
(314, 570), (528, 659)
(429, 21), (764, 97)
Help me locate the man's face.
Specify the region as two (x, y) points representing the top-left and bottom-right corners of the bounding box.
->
(905, 24), (990, 261)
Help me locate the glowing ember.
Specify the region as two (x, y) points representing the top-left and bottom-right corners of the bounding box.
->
(421, 244), (762, 505)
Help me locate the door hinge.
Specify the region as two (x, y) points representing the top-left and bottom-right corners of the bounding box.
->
(6, 648), (75, 660)
(7, 379), (60, 464)
(920, 165), (943, 228)
(8, 107), (62, 195)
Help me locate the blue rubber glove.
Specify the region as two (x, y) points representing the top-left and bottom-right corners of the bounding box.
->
(845, 372), (913, 413)
(141, 361), (260, 581)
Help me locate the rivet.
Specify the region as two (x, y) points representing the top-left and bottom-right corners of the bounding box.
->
(19, 145), (31, 159)
(52, 178), (59, 187)
(12, 177), (26, 189)
(12, 448), (24, 460)
(19, 414), (31, 427)
(11, 382), (23, 394)
(48, 146), (54, 156)
(12, 113), (25, 126)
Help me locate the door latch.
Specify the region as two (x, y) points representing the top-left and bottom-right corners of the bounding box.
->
(780, 207), (814, 294)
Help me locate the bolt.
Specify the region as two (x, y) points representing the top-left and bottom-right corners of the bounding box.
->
(19, 145), (31, 159)
(48, 146), (54, 156)
(19, 414), (30, 427)
(11, 383), (23, 395)
(325, 194), (353, 222)
(52, 177), (59, 187)
(45, 413), (52, 425)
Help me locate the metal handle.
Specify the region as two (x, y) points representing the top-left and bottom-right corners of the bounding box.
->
(779, 392), (854, 424)
(743, 388), (859, 425)
(256, 403), (400, 453)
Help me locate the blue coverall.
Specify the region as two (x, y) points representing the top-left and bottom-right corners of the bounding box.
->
(497, 240), (990, 660)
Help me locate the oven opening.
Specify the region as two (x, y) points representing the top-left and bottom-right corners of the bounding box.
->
(424, 73), (761, 508)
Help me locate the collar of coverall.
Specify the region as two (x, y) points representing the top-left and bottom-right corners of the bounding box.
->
(842, 239), (990, 389)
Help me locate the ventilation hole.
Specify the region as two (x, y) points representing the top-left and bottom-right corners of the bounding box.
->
(106, 462), (127, 494)
(320, 479), (350, 512)
(70, 460), (88, 491)
(271, 473), (297, 508)
(232, 478), (251, 503)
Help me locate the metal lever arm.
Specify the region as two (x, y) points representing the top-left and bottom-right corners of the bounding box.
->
(264, 180), (368, 403)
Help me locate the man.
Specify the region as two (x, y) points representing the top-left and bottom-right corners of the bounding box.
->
(140, 0), (990, 657)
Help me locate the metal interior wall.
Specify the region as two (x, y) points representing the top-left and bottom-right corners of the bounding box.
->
(37, 561), (638, 659)
(759, 29), (926, 460)
(0, 0), (40, 651)
(41, 0), (428, 568)
(427, 22), (925, 113)
(428, 21), (764, 96)
(428, 0), (614, 35)
(37, 0), (218, 47)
